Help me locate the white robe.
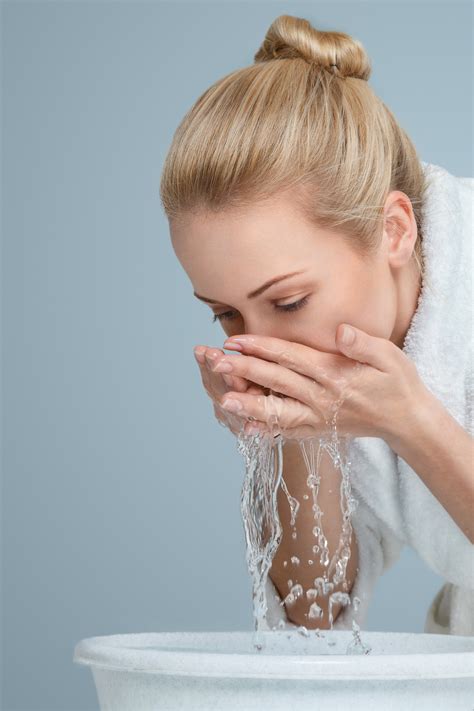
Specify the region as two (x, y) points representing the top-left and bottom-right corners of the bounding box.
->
(261, 161), (474, 636)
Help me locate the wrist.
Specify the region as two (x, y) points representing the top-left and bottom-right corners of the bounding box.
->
(383, 384), (437, 455)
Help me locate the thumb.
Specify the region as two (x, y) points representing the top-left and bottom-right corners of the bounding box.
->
(337, 324), (357, 348)
(336, 323), (390, 371)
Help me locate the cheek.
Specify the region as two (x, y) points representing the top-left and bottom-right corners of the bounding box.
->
(289, 284), (375, 354)
(334, 272), (396, 339)
(280, 300), (339, 355)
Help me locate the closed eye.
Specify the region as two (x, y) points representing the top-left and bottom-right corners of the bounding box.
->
(211, 295), (310, 323)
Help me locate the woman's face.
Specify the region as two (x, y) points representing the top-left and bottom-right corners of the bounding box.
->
(170, 190), (420, 355)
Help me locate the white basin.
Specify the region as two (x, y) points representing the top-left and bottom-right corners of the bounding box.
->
(73, 630), (474, 710)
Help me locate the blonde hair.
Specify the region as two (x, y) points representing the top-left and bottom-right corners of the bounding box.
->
(160, 14), (428, 280)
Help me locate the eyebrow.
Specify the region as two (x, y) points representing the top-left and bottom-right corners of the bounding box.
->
(193, 270), (307, 304)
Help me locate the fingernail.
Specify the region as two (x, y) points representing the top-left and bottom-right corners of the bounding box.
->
(231, 337), (253, 344)
(222, 398), (243, 413)
(224, 341), (243, 351)
(340, 325), (355, 345)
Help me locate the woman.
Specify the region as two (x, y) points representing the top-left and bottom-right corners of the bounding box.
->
(160, 15), (473, 634)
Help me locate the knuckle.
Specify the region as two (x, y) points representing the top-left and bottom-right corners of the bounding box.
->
(278, 349), (295, 369)
(213, 404), (224, 423)
(270, 374), (286, 393)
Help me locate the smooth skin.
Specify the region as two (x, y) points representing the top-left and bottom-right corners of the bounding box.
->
(170, 184), (425, 443)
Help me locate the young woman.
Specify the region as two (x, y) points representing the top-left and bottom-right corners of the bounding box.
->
(159, 15), (473, 634)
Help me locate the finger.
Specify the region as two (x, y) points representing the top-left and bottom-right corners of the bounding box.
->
(204, 348), (252, 394)
(221, 390), (314, 433)
(213, 402), (247, 436)
(222, 334), (340, 386)
(199, 345), (265, 394)
(221, 407), (267, 438)
(247, 384), (265, 395)
(211, 352), (325, 407)
(214, 401), (264, 439)
(196, 348), (223, 399)
(335, 324), (397, 373)
(243, 419), (267, 436)
(196, 348), (267, 437)
(193, 346), (245, 398)
(223, 335), (365, 394)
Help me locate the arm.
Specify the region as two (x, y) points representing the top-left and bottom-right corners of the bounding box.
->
(385, 390), (474, 544)
(268, 439), (359, 629)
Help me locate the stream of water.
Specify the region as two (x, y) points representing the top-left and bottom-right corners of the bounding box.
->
(221, 382), (372, 656)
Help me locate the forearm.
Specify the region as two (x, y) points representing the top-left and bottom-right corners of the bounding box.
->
(269, 440), (359, 629)
(385, 390), (474, 544)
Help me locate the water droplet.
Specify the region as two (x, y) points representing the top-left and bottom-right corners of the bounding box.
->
(297, 625), (310, 637)
(308, 602), (323, 619)
(290, 583), (304, 599)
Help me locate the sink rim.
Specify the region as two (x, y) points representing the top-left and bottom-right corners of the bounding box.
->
(72, 630), (474, 680)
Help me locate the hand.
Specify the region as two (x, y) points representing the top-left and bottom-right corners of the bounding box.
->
(193, 345), (270, 437)
(207, 323), (428, 442)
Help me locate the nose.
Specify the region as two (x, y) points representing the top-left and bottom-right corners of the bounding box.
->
(241, 316), (276, 338)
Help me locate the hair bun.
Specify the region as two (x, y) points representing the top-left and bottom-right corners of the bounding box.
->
(254, 14), (371, 81)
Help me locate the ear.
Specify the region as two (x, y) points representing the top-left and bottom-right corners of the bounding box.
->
(383, 191), (418, 269)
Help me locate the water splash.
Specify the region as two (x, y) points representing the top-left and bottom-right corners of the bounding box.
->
(232, 366), (371, 655)
(237, 414), (284, 651)
(346, 619), (372, 655)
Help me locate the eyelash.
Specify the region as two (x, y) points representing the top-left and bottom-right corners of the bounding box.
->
(212, 296), (310, 323)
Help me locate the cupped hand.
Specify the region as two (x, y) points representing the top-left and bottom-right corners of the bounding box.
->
(205, 324), (429, 443)
(193, 345), (270, 437)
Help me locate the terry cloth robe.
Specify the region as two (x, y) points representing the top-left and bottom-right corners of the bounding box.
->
(260, 161), (474, 636)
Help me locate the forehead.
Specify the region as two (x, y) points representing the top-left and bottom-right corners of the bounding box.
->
(172, 221), (312, 291)
(168, 187), (365, 295)
(170, 195), (324, 264)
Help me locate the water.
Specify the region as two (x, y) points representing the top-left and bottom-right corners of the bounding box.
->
(221, 363), (371, 656)
(236, 413), (284, 650)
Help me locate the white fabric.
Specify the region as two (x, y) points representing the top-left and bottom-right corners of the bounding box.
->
(260, 161), (474, 636)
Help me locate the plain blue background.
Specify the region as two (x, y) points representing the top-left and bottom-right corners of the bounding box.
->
(2, 1), (472, 709)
